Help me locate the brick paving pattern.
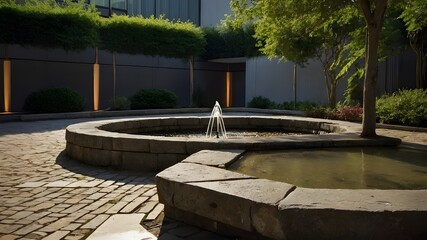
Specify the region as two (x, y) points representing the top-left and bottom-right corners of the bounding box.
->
(0, 117), (425, 239)
(0, 118), (234, 239)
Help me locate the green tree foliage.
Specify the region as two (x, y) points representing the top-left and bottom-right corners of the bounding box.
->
(229, 0), (399, 136)
(99, 15), (205, 58)
(202, 24), (260, 59)
(228, 0), (363, 108)
(399, 0), (427, 88)
(0, 0), (99, 50)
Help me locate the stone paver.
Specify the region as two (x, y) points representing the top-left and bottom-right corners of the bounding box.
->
(0, 116), (237, 239)
(0, 115), (425, 239)
(86, 214), (156, 240)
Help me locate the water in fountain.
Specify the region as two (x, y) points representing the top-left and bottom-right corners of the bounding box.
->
(206, 101), (227, 138)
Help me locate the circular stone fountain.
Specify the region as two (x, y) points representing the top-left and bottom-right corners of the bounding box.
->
(65, 113), (400, 172)
(65, 110), (424, 239)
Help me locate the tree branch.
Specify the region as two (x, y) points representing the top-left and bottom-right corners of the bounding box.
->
(374, 0), (388, 26)
(357, 0), (374, 25)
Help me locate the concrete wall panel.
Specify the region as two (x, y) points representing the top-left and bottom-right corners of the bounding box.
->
(11, 60), (93, 111)
(246, 57), (348, 106)
(200, 0), (231, 27)
(0, 59), (4, 112)
(194, 70), (227, 107)
(231, 71), (246, 107)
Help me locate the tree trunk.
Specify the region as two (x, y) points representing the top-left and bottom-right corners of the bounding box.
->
(361, 27), (381, 137)
(329, 82), (337, 109)
(358, 0), (387, 137)
(324, 68), (337, 109)
(410, 34), (423, 88)
(416, 51), (423, 88)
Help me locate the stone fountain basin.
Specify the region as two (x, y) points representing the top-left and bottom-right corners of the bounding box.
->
(156, 150), (427, 240)
(65, 115), (400, 172)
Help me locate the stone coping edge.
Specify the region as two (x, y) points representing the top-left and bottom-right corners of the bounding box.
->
(156, 150), (427, 240)
(2, 108), (425, 133)
(65, 116), (401, 172)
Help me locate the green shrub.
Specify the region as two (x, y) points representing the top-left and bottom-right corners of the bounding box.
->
(99, 15), (205, 58)
(23, 87), (84, 113)
(304, 103), (363, 122)
(335, 105), (363, 122)
(280, 101), (319, 111)
(376, 89), (427, 127)
(0, 0), (99, 50)
(247, 96), (277, 109)
(130, 88), (178, 109)
(202, 24), (260, 59)
(304, 105), (328, 119)
(108, 97), (131, 110)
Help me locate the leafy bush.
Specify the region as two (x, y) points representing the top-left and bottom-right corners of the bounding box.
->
(376, 89), (427, 127)
(99, 15), (205, 58)
(280, 101), (319, 111)
(247, 96), (277, 109)
(335, 105), (363, 122)
(304, 103), (362, 122)
(130, 88), (178, 109)
(23, 87), (84, 113)
(304, 106), (329, 119)
(108, 97), (131, 110)
(0, 0), (99, 50)
(202, 24), (260, 59)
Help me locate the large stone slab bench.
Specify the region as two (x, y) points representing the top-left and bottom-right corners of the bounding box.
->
(156, 150), (427, 240)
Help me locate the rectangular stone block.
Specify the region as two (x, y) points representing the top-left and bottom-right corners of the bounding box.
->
(65, 130), (76, 143)
(182, 149), (245, 168)
(276, 188), (427, 240)
(149, 139), (187, 154)
(249, 117), (282, 128)
(170, 178), (294, 232)
(76, 132), (103, 149)
(223, 117), (249, 128)
(176, 117), (200, 127)
(157, 154), (180, 171)
(122, 152), (157, 172)
(156, 163), (254, 207)
(81, 148), (112, 167)
(112, 137), (150, 152)
(185, 140), (219, 154)
(66, 143), (83, 160)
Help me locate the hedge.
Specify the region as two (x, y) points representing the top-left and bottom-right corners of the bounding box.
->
(23, 87), (85, 113)
(376, 89), (427, 127)
(99, 15), (206, 58)
(0, 0), (99, 50)
(203, 25), (260, 59)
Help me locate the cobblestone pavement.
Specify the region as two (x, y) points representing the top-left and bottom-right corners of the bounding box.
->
(0, 117), (233, 240)
(0, 116), (426, 239)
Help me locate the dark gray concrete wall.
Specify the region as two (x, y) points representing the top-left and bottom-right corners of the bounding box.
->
(1, 44), (245, 112)
(232, 71), (246, 107)
(11, 59), (93, 111)
(0, 60), (4, 112)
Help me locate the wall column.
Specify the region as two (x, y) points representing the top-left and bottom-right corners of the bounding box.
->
(93, 48), (99, 111)
(226, 71), (232, 107)
(3, 59), (11, 112)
